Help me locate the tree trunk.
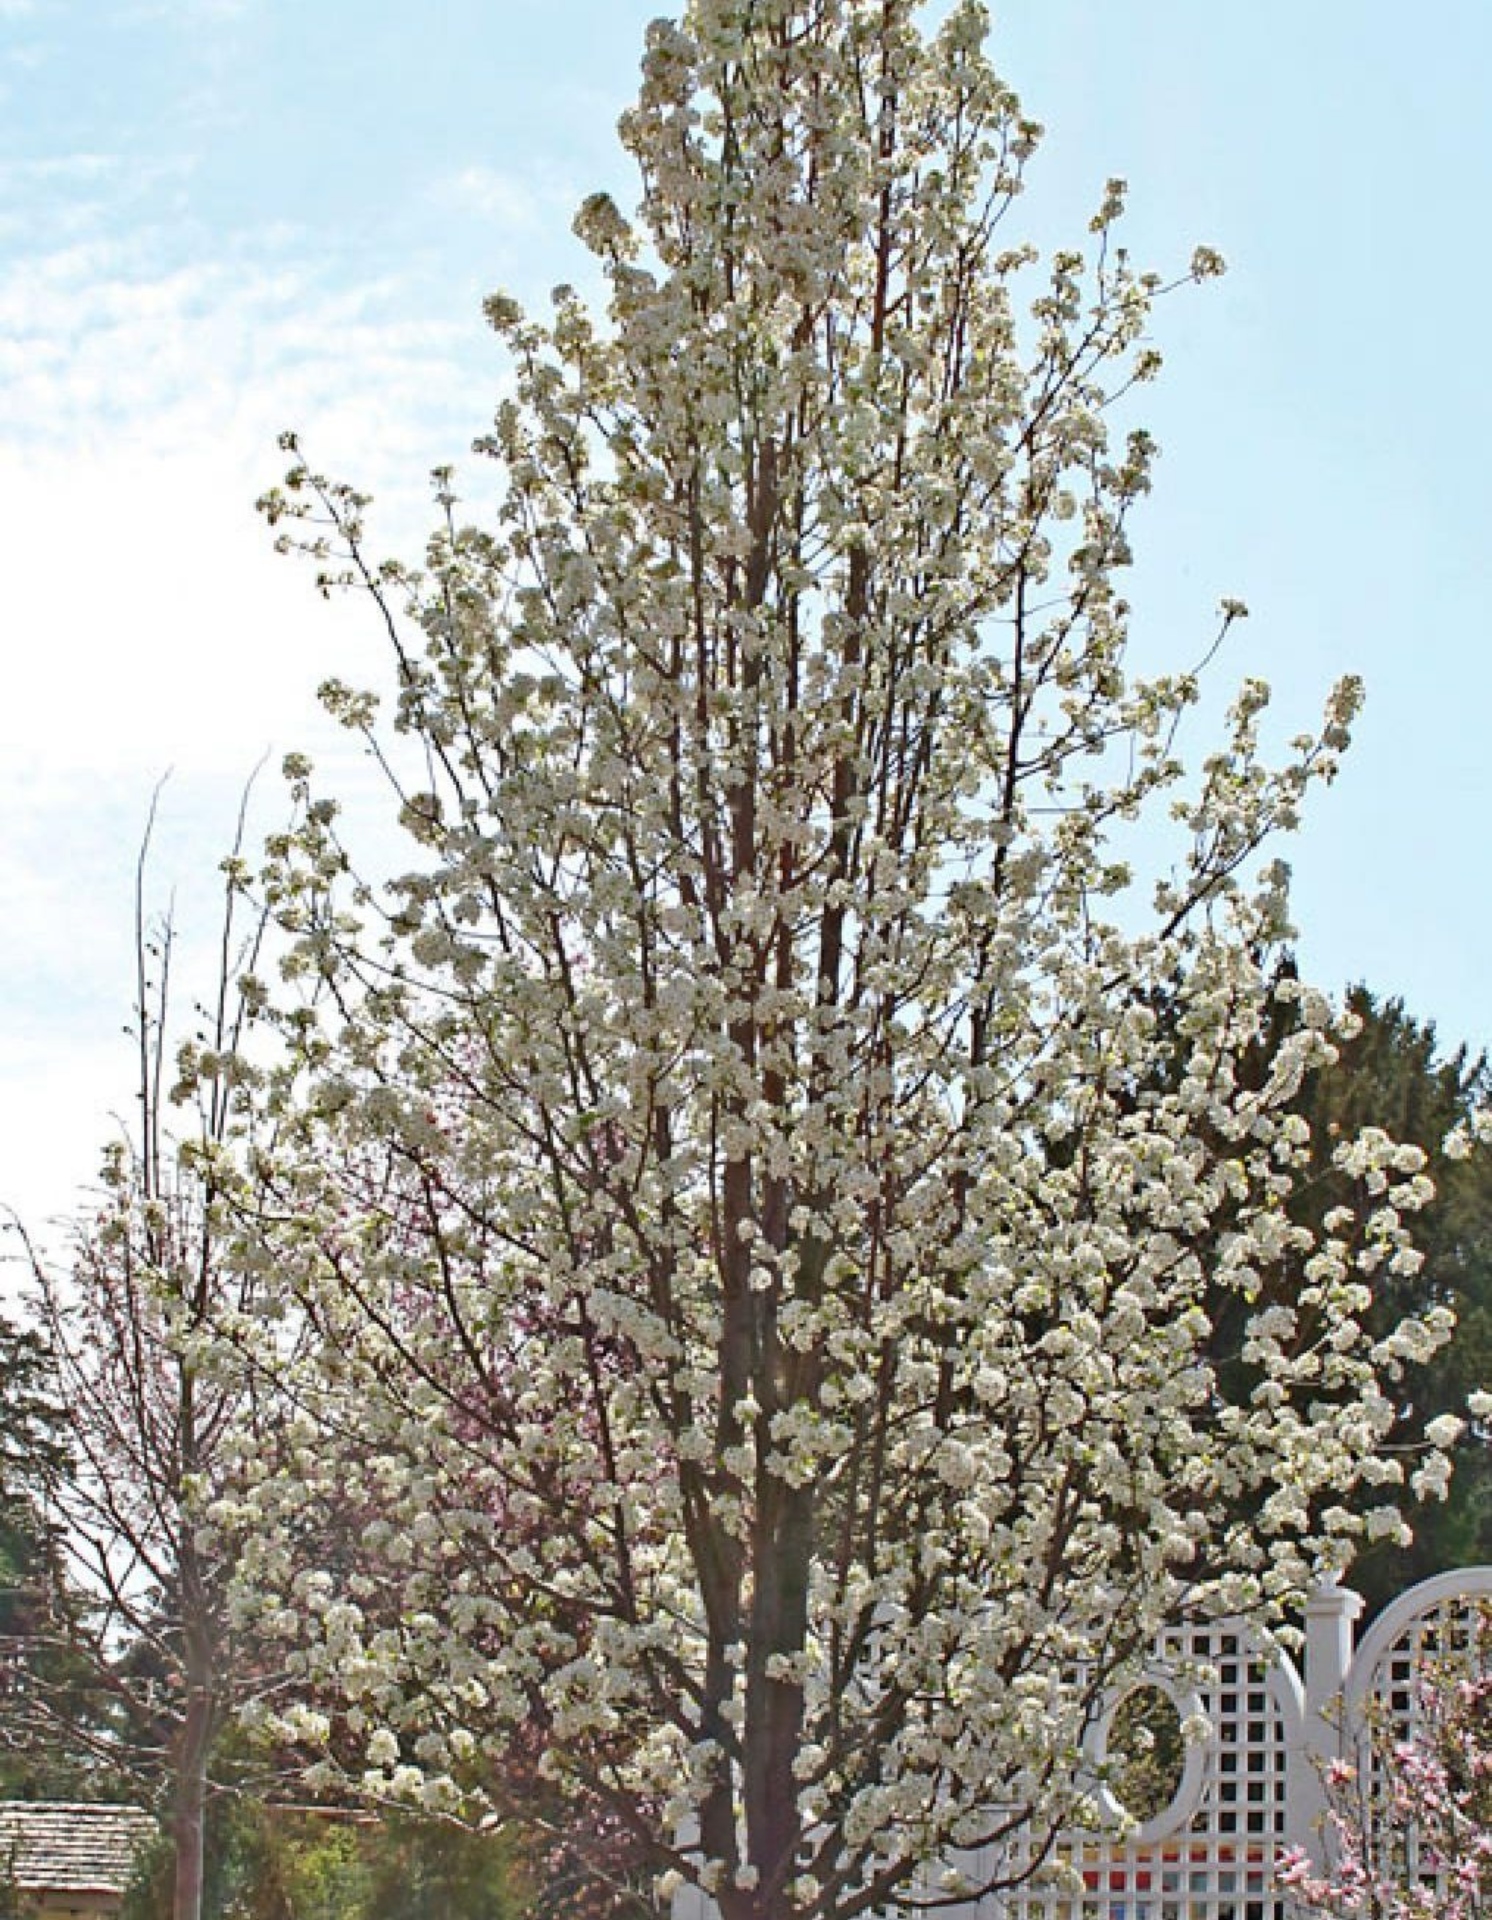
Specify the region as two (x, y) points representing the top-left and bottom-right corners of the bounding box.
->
(172, 1678), (212, 1920)
(171, 1597), (215, 1920)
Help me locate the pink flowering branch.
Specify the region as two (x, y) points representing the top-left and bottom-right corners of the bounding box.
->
(1279, 1603), (1492, 1920)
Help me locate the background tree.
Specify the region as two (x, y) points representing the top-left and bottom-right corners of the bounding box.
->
(0, 1313), (108, 1798)
(16, 817), (609, 1918)
(1272, 985), (1492, 1608)
(24, 805), (280, 1920)
(120, 1800), (535, 1920)
(229, 2), (1459, 1916)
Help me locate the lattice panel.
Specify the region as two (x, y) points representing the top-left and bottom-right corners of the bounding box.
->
(983, 1622), (1299, 1920)
(1341, 1572), (1492, 1911)
(1354, 1586), (1487, 1731)
(670, 1569), (1492, 1920)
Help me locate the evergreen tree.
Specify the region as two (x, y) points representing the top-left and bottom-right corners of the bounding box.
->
(0, 1314), (106, 1797)
(1280, 986), (1492, 1608)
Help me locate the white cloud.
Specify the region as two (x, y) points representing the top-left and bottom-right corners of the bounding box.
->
(0, 229), (486, 775)
(0, 152), (120, 183)
(437, 164), (549, 231)
(117, 0), (255, 22)
(0, 223), (495, 1229)
(0, 155), (193, 248)
(0, 1038), (126, 1266)
(0, 232), (487, 460)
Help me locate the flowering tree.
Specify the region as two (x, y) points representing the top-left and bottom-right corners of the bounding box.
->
(231, 2), (1464, 1915)
(1278, 1605), (1492, 1920)
(1267, 988), (1492, 1606)
(1188, 978), (1492, 1602)
(23, 802), (280, 1920)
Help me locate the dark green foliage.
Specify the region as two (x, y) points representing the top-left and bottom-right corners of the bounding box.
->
(119, 1830), (175, 1920)
(0, 1318), (68, 1507)
(1104, 1683), (1186, 1826)
(0, 1313), (69, 1657)
(359, 1815), (529, 1920)
(1149, 976), (1492, 1612)
(0, 1313), (110, 1797)
(121, 1803), (535, 1920)
(1291, 987), (1492, 1609)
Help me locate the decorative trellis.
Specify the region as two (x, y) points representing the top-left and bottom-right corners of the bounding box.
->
(983, 1614), (1303, 1920)
(671, 1566), (1492, 1920)
(975, 1566), (1492, 1920)
(1329, 1567), (1492, 1910)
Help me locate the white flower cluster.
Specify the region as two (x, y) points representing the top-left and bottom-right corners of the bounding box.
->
(230, 2), (1454, 1915)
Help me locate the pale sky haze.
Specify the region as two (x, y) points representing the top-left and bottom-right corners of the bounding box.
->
(3, 0), (1490, 1234)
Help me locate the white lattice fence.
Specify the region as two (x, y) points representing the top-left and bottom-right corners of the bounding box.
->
(1331, 1567), (1492, 1910)
(984, 1616), (1303, 1920)
(671, 1566), (1492, 1920)
(975, 1566), (1492, 1920)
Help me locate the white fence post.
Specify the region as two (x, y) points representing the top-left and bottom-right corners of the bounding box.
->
(1290, 1577), (1364, 1868)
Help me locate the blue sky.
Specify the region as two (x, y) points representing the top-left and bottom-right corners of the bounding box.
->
(3, 0), (1491, 1230)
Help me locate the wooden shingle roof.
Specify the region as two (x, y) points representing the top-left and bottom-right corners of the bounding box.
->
(0, 1802), (156, 1895)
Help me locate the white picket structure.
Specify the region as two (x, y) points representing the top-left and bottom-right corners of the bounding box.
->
(672, 1565), (1492, 1919)
(962, 1565), (1492, 1919)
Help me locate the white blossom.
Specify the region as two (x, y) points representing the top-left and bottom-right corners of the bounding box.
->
(230, 2), (1442, 1914)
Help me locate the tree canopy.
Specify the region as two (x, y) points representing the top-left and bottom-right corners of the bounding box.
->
(1272, 985), (1492, 1609)
(124, 1), (1481, 1915)
(0, 1314), (94, 1799)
